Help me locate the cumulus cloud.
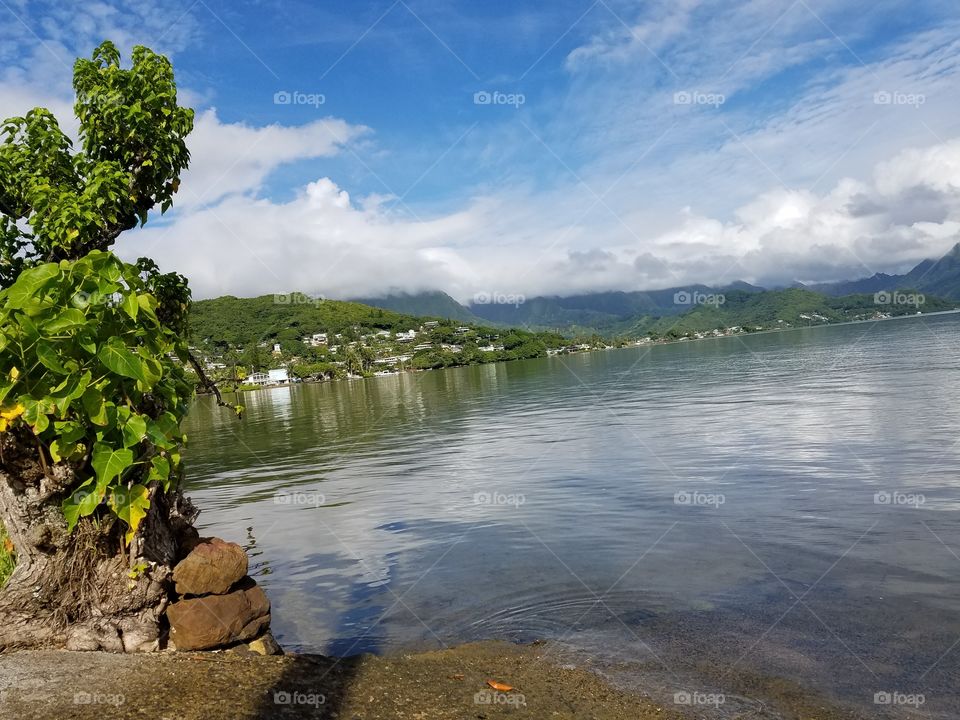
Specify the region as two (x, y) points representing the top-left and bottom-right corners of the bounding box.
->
(123, 136), (960, 302)
(6, 0), (960, 304)
(176, 110), (370, 208)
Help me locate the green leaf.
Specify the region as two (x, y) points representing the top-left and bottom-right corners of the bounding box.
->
(35, 340), (68, 374)
(49, 370), (91, 410)
(49, 439), (84, 463)
(120, 291), (139, 320)
(54, 419), (87, 443)
(147, 412), (181, 445)
(0, 381), (16, 406)
(90, 442), (134, 488)
(43, 308), (88, 334)
(122, 414), (147, 448)
(148, 455), (170, 483)
(81, 387), (108, 425)
(136, 293), (158, 315)
(3, 263), (60, 308)
(62, 479), (99, 532)
(97, 337), (146, 382)
(32, 412), (49, 434)
(136, 348), (162, 387)
(108, 484), (150, 545)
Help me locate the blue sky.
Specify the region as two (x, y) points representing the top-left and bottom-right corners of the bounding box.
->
(2, 0), (960, 300)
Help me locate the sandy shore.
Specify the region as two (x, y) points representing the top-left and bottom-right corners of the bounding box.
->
(0, 640), (866, 719)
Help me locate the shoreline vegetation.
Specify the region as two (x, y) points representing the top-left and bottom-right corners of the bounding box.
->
(188, 290), (959, 393)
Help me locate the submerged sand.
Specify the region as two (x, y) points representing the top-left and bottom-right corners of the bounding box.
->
(0, 640), (867, 719)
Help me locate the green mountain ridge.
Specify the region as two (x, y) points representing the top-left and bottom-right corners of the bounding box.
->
(644, 288), (957, 338)
(343, 244), (960, 335)
(349, 283), (767, 334)
(349, 291), (486, 324)
(809, 242), (960, 299)
(189, 285), (958, 360)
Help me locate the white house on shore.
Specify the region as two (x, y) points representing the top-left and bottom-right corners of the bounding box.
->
(247, 368), (290, 386)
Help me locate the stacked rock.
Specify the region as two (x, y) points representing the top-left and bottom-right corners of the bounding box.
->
(165, 537), (280, 654)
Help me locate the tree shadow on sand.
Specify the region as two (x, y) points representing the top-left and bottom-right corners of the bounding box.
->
(253, 653), (364, 719)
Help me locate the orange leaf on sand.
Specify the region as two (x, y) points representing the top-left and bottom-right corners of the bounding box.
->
(486, 680), (514, 692)
(3, 538), (13, 553)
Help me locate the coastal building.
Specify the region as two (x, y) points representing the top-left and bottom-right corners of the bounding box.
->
(246, 368), (289, 386)
(396, 330), (417, 342)
(374, 354), (412, 365)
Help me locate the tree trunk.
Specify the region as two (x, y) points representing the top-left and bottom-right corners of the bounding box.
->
(0, 431), (197, 652)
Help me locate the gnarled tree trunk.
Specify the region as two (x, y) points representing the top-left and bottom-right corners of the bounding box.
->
(0, 431), (197, 652)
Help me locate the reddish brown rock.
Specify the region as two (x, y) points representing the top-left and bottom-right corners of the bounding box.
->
(166, 580), (270, 651)
(172, 537), (247, 596)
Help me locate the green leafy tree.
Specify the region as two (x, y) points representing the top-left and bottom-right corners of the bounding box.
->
(0, 42), (205, 652)
(0, 42), (193, 284)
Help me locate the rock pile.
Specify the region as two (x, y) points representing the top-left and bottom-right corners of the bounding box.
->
(164, 537), (280, 654)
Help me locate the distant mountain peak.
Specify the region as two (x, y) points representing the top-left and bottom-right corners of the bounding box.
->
(348, 291), (483, 324)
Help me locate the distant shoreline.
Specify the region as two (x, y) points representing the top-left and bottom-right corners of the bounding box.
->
(624, 307), (960, 350)
(212, 308), (960, 395)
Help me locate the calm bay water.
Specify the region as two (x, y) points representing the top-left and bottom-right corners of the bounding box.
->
(184, 314), (960, 718)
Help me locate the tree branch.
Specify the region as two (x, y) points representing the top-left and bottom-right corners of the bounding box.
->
(185, 350), (241, 418)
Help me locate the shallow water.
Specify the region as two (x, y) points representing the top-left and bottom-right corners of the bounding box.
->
(184, 313), (960, 718)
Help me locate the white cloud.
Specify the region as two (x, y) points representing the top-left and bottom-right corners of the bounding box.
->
(124, 134), (960, 302)
(176, 110), (370, 208)
(6, 0), (960, 304)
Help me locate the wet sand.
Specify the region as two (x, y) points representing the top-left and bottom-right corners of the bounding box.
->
(0, 640), (869, 719)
